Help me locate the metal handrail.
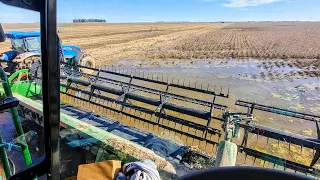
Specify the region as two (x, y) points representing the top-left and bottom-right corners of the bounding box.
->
(0, 68), (32, 178)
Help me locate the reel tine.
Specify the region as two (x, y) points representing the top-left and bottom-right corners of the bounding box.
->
(253, 157), (256, 166)
(102, 103), (109, 116)
(137, 111), (142, 127)
(126, 108), (132, 125)
(113, 102), (119, 116)
(129, 109), (135, 126)
(143, 113), (148, 129)
(289, 142), (291, 151)
(108, 100), (113, 111)
(191, 130), (196, 145)
(138, 112), (144, 129)
(313, 147), (315, 156)
(151, 114), (157, 132)
(187, 124), (191, 135)
(215, 141), (219, 152)
(133, 109), (138, 125)
(149, 114), (154, 131)
(108, 101), (114, 117)
(244, 154), (247, 164)
(118, 110), (123, 121)
(207, 134), (212, 150)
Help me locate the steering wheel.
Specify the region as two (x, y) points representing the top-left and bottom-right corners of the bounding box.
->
(179, 166), (314, 180)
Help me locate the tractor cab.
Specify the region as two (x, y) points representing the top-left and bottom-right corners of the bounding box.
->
(6, 31), (41, 53)
(0, 31), (41, 62)
(3, 31), (79, 61)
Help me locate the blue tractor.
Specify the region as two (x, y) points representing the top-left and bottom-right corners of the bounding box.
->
(0, 31), (96, 74)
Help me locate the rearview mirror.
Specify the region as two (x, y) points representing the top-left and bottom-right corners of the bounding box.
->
(0, 23), (5, 42)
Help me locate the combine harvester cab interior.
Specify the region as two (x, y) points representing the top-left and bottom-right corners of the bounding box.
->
(0, 0), (319, 180)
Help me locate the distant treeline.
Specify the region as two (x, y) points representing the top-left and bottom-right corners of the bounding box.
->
(73, 19), (106, 23)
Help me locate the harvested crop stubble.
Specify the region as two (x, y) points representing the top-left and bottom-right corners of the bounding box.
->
(2, 22), (320, 68)
(0, 23), (229, 65)
(153, 22), (320, 60)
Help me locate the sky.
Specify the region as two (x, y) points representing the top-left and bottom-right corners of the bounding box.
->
(1, 0), (320, 23)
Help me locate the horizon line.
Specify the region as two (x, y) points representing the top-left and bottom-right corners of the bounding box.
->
(2, 20), (320, 24)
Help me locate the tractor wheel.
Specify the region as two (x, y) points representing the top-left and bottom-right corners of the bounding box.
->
(30, 59), (67, 81)
(29, 60), (42, 80)
(17, 55), (41, 70)
(1, 61), (18, 75)
(79, 54), (96, 75)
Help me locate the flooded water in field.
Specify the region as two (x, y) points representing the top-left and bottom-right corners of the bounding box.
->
(115, 59), (320, 135)
(109, 59), (320, 169)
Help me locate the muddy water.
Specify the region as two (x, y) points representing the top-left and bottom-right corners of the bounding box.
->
(109, 59), (320, 168)
(116, 59), (320, 135)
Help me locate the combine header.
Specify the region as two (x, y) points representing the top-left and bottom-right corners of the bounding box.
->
(60, 64), (230, 148)
(235, 100), (320, 172)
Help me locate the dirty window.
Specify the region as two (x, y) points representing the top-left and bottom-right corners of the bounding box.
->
(11, 39), (25, 52)
(25, 37), (40, 51)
